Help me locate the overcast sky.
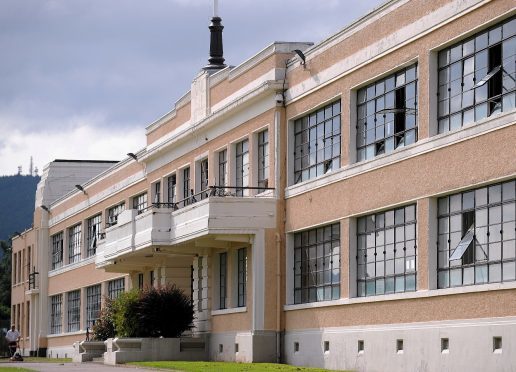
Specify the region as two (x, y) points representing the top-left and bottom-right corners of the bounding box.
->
(0, 0), (384, 176)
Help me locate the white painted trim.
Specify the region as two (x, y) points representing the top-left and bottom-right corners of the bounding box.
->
(47, 330), (86, 338)
(286, 111), (516, 199)
(211, 307), (247, 316)
(48, 256), (96, 278)
(285, 0), (491, 104)
(284, 281), (516, 310)
(251, 229), (265, 331)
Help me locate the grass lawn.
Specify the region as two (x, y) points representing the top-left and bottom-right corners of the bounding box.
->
(0, 357), (71, 364)
(130, 361), (339, 372)
(0, 367), (36, 372)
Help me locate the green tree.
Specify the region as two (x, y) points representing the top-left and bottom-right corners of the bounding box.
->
(0, 240), (12, 321)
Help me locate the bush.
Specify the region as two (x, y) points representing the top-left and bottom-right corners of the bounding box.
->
(91, 297), (115, 341)
(136, 285), (194, 338)
(112, 290), (140, 337)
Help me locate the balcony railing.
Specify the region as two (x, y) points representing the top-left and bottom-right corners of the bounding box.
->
(143, 185), (275, 213)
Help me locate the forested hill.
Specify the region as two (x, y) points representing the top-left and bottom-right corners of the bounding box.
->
(0, 175), (39, 250)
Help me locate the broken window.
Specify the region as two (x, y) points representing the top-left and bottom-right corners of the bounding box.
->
(437, 17), (515, 133)
(293, 100), (341, 184)
(356, 64), (418, 161)
(437, 180), (516, 288)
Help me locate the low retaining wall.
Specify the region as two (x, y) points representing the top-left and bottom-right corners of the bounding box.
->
(103, 336), (208, 365)
(72, 341), (106, 362)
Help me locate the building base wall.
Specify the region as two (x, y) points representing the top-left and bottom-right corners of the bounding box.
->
(210, 330), (278, 363)
(283, 316), (516, 372)
(47, 345), (75, 359)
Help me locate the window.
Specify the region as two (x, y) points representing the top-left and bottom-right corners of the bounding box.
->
(108, 278), (125, 300)
(183, 167), (191, 206)
(150, 270), (155, 287)
(438, 18), (515, 133)
(237, 248), (247, 307)
(357, 205), (417, 296)
(51, 232), (63, 270)
(437, 180), (515, 288)
(87, 214), (102, 257)
(258, 130), (269, 189)
(197, 257), (203, 312)
(218, 150), (227, 188)
(68, 224), (82, 264)
(219, 252), (227, 309)
(133, 193), (148, 215)
(294, 100), (341, 184)
(138, 273), (144, 290)
(107, 202), (125, 226)
(200, 158), (209, 200)
(153, 181), (161, 204)
(441, 338), (449, 353)
(293, 223), (340, 304)
(50, 294), (62, 334)
(235, 139), (249, 196)
(67, 290), (80, 332)
(86, 285), (101, 328)
(357, 65), (418, 161)
(167, 174), (177, 204)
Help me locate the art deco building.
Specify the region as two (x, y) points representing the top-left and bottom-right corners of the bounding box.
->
(11, 0), (516, 371)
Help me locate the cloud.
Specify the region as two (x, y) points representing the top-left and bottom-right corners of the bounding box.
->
(0, 115), (145, 175)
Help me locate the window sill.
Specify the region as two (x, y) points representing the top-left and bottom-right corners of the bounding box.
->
(284, 280), (516, 311)
(285, 110), (514, 199)
(211, 307), (247, 316)
(49, 256), (95, 277)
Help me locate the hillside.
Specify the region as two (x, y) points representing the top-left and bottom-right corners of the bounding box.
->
(0, 175), (39, 248)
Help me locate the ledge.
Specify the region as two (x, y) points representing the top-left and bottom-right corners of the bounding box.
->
(284, 280), (516, 311)
(211, 307), (247, 316)
(49, 256), (96, 277)
(47, 330), (86, 339)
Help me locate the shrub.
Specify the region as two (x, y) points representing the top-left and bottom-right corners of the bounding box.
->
(112, 289), (140, 337)
(136, 285), (194, 338)
(91, 297), (115, 341)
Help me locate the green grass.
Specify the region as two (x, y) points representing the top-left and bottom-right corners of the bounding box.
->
(0, 367), (36, 372)
(130, 361), (339, 372)
(0, 357), (71, 364)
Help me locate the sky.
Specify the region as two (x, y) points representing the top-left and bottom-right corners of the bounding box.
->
(0, 0), (384, 176)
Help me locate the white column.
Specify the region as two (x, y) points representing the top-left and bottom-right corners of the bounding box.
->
(251, 229), (265, 331)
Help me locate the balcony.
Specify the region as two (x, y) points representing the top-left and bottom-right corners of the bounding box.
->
(96, 187), (276, 268)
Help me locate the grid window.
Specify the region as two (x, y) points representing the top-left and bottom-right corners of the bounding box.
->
(51, 232), (64, 270)
(357, 64), (418, 161)
(237, 248), (247, 307)
(153, 181), (161, 204)
(68, 224), (82, 264)
(219, 252), (227, 309)
(197, 257), (203, 312)
(67, 290), (81, 332)
(294, 100), (341, 184)
(200, 159), (209, 200)
(86, 285), (101, 328)
(437, 180), (516, 288)
(108, 278), (125, 300)
(293, 223), (341, 304)
(167, 174), (176, 203)
(357, 205), (417, 296)
(218, 150), (227, 187)
(87, 214), (102, 257)
(183, 167), (191, 206)
(138, 273), (144, 290)
(50, 294), (62, 334)
(235, 139), (249, 196)
(438, 17), (516, 133)
(107, 202), (125, 227)
(258, 130), (269, 189)
(133, 193), (148, 215)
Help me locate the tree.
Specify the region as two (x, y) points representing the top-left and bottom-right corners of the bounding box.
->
(0, 240), (11, 322)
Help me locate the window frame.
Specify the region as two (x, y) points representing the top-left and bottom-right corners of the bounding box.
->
(257, 130), (269, 189)
(237, 248), (247, 307)
(50, 294), (62, 334)
(51, 231), (64, 270)
(67, 290), (81, 332)
(86, 284), (101, 329)
(133, 193), (148, 215)
(68, 224), (82, 264)
(107, 202), (125, 227)
(108, 278), (125, 300)
(86, 214), (102, 257)
(235, 139), (250, 196)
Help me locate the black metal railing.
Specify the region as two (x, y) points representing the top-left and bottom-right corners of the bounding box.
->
(28, 268), (39, 290)
(139, 185), (275, 214)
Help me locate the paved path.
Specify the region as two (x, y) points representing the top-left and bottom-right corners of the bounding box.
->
(0, 361), (171, 372)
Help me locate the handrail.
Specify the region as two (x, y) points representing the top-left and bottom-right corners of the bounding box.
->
(137, 185), (275, 214)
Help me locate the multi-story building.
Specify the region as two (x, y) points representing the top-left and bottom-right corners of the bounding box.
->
(11, 0), (516, 371)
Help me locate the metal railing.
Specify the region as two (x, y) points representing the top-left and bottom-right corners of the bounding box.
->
(141, 185), (275, 214)
(28, 268), (39, 290)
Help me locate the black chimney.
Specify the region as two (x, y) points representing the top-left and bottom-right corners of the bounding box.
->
(203, 4), (226, 70)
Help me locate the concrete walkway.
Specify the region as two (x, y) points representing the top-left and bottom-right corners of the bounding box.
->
(0, 361), (172, 372)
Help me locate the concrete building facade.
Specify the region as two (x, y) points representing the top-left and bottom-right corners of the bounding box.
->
(11, 0), (516, 371)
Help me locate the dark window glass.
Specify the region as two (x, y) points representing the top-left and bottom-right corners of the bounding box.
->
(237, 248), (247, 307)
(51, 232), (63, 270)
(86, 285), (101, 328)
(236, 140), (249, 196)
(68, 224), (82, 264)
(87, 214), (102, 257)
(219, 253), (227, 309)
(67, 290), (80, 332)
